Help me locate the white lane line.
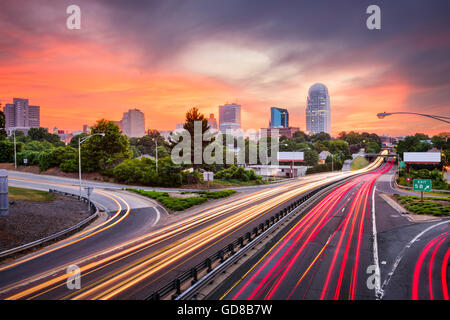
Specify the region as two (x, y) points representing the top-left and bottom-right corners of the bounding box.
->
(379, 219), (449, 299)
(371, 186), (383, 299)
(153, 206), (161, 226)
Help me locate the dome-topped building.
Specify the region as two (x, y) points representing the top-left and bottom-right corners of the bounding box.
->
(306, 83), (331, 135)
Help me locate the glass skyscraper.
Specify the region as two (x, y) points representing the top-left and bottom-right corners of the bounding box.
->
(306, 83), (331, 135)
(270, 107), (289, 128)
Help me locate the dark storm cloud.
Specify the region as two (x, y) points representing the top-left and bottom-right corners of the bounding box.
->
(94, 0), (450, 89)
(1, 0), (450, 94)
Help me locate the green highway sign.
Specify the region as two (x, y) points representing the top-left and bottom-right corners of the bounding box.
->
(399, 161), (406, 168)
(413, 179), (432, 192)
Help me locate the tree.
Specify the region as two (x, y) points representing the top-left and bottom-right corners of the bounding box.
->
(24, 140), (54, 152)
(81, 119), (131, 173)
(69, 133), (89, 148)
(397, 135), (431, 157)
(310, 132), (331, 143)
(27, 127), (64, 146)
(431, 134), (450, 150)
(304, 149), (319, 166)
(0, 141), (24, 162)
(179, 107), (211, 169)
(292, 131), (308, 143)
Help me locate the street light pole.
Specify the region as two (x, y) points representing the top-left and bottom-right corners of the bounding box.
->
(78, 133), (105, 197)
(13, 130), (17, 169)
(377, 112), (450, 124)
(155, 138), (158, 174)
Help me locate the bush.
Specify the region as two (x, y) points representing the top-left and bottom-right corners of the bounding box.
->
(113, 157), (183, 187)
(215, 165), (262, 182)
(126, 189), (207, 211)
(306, 161), (343, 174)
(0, 141), (24, 163)
(398, 168), (449, 190)
(16, 150), (40, 166)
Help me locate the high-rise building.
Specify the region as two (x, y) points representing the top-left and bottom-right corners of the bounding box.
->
(270, 107), (289, 128)
(306, 83), (331, 135)
(83, 124), (90, 134)
(219, 103), (241, 132)
(3, 98), (40, 135)
(121, 108), (145, 138)
(207, 113), (217, 130)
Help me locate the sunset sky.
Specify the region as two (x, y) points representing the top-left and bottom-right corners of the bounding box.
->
(1, 0), (449, 137)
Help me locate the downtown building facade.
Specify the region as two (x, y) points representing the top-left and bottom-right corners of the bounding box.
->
(219, 103), (241, 133)
(270, 107), (289, 128)
(305, 83), (331, 135)
(121, 108), (145, 138)
(3, 98), (40, 135)
(207, 113), (218, 130)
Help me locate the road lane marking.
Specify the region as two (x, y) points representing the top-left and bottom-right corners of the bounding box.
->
(380, 219), (449, 299)
(371, 186), (382, 299)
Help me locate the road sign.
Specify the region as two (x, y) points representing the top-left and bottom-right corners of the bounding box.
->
(203, 172), (214, 181)
(399, 161), (406, 168)
(406, 177), (411, 182)
(413, 179), (432, 191)
(23, 158), (28, 165)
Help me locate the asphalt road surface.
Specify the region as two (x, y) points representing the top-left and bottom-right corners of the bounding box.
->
(216, 161), (449, 300)
(0, 164), (382, 300)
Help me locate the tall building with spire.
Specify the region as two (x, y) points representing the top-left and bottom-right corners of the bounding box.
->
(306, 83), (331, 135)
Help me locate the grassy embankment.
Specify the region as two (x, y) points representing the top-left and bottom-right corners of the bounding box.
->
(394, 194), (450, 216)
(126, 189), (236, 211)
(350, 156), (368, 170)
(8, 187), (55, 202)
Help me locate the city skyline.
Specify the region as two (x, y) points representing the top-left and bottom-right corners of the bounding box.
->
(0, 1), (449, 136)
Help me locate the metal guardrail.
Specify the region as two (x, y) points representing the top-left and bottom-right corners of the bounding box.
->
(0, 189), (98, 260)
(145, 176), (354, 300)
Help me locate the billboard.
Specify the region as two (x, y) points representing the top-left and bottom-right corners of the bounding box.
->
(403, 152), (441, 163)
(277, 152), (304, 161)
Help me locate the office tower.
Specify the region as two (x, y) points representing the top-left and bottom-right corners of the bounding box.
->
(270, 107), (289, 128)
(306, 83), (331, 135)
(207, 113), (217, 130)
(83, 124), (90, 134)
(3, 98), (40, 135)
(219, 103), (241, 132)
(121, 108), (145, 138)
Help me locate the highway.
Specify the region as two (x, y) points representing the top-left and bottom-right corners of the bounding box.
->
(214, 160), (450, 300)
(0, 159), (385, 300)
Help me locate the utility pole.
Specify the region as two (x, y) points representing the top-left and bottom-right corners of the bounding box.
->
(13, 129), (17, 169)
(155, 138), (158, 174)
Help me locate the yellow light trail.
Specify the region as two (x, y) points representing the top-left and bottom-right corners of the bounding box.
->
(3, 153), (388, 300)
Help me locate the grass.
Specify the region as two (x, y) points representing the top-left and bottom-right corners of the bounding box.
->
(8, 186), (55, 202)
(127, 188), (236, 211)
(212, 178), (268, 187)
(394, 194), (450, 216)
(180, 190), (237, 199)
(350, 156), (368, 171)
